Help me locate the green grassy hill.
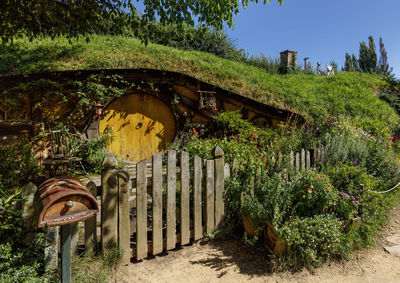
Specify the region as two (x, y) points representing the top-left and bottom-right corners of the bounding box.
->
(1, 35), (398, 133)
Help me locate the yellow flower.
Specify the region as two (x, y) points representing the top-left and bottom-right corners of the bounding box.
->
(310, 185), (314, 189)
(302, 194), (306, 198)
(307, 189), (312, 194)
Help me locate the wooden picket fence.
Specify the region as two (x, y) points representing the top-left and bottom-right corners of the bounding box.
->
(87, 147), (227, 264)
(20, 146), (326, 270)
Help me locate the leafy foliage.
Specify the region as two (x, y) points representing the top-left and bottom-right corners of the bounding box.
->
(290, 171), (337, 218)
(1, 0), (283, 43)
(359, 36), (377, 74)
(0, 140), (42, 189)
(0, 243), (41, 283)
(278, 215), (343, 268)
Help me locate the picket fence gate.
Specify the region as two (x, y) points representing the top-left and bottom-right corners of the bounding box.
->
(84, 147), (227, 264)
(19, 146), (326, 270)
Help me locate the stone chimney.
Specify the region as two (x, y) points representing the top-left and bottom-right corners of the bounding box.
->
(280, 50), (297, 67)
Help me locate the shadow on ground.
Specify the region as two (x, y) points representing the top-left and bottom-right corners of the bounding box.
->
(189, 232), (275, 278)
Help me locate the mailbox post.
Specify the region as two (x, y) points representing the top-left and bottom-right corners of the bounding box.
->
(61, 224), (72, 283)
(38, 176), (99, 283)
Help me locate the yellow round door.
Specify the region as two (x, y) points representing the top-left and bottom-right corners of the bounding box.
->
(99, 93), (176, 161)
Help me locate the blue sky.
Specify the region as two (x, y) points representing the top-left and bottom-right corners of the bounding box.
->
(224, 0), (400, 76)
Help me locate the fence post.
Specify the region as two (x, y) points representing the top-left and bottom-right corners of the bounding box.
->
(118, 171), (131, 265)
(296, 152), (300, 170)
(310, 148), (316, 168)
(205, 160), (215, 233)
(231, 159), (239, 178)
(21, 181), (58, 272)
(180, 152), (190, 246)
(84, 181), (98, 254)
(301, 148), (306, 170)
(193, 155), (202, 240)
(21, 182), (41, 246)
(44, 227), (59, 272)
(136, 160), (148, 260)
(306, 150), (311, 169)
(101, 154), (118, 252)
(166, 150), (177, 249)
(213, 146), (225, 228)
(290, 151), (294, 168)
(153, 153), (164, 253)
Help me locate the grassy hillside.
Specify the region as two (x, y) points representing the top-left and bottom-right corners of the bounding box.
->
(1, 35), (398, 133)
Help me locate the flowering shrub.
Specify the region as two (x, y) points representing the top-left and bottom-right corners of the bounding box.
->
(278, 215), (343, 268)
(326, 163), (378, 198)
(290, 170), (338, 218)
(336, 192), (360, 220)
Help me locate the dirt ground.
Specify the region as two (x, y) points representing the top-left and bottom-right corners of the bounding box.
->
(117, 207), (400, 283)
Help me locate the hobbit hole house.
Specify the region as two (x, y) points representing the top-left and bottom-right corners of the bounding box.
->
(0, 69), (303, 162)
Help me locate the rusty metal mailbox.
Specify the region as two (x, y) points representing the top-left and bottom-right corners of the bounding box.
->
(37, 176), (99, 228)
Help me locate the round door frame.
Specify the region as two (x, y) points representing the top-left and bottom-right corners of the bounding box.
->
(96, 91), (182, 156)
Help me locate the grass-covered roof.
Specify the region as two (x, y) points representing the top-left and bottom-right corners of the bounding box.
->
(1, 35), (398, 133)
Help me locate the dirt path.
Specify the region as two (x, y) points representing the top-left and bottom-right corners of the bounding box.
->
(118, 207), (400, 283)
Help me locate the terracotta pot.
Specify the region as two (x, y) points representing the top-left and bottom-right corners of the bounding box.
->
(264, 221), (290, 256)
(242, 214), (262, 238)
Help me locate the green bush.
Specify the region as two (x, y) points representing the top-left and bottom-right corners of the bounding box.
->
(278, 215), (343, 268)
(241, 174), (293, 228)
(324, 132), (369, 167)
(0, 140), (41, 189)
(0, 243), (41, 283)
(326, 163), (378, 198)
(335, 192), (361, 221)
(290, 170), (338, 218)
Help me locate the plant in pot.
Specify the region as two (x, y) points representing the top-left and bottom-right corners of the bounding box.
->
(240, 173), (293, 255)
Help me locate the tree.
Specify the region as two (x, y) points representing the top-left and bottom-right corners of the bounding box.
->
(351, 54), (359, 72)
(377, 37), (391, 76)
(344, 53), (352, 71)
(359, 35), (377, 73)
(0, 0), (283, 43)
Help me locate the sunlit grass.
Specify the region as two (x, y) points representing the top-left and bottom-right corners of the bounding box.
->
(0, 35), (399, 133)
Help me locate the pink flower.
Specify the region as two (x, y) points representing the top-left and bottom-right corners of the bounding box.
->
(352, 201), (360, 205)
(252, 135), (258, 141)
(355, 210), (359, 214)
(351, 196), (356, 200)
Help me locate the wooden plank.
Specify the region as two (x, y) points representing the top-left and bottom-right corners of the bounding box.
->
(101, 155), (118, 252)
(224, 163), (230, 180)
(152, 153), (163, 255)
(136, 160), (148, 260)
(213, 146), (225, 228)
(306, 150), (311, 169)
(44, 227), (59, 272)
(193, 155), (202, 240)
(71, 222), (79, 258)
(180, 151), (190, 245)
(301, 148), (306, 170)
(85, 181), (97, 254)
(205, 160), (215, 233)
(119, 171), (131, 265)
(166, 150), (177, 250)
(231, 159), (239, 178)
(310, 148), (316, 168)
(290, 151), (294, 168)
(295, 152), (300, 171)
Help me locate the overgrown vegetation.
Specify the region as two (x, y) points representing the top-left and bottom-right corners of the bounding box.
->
(1, 35), (398, 134)
(177, 111), (400, 270)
